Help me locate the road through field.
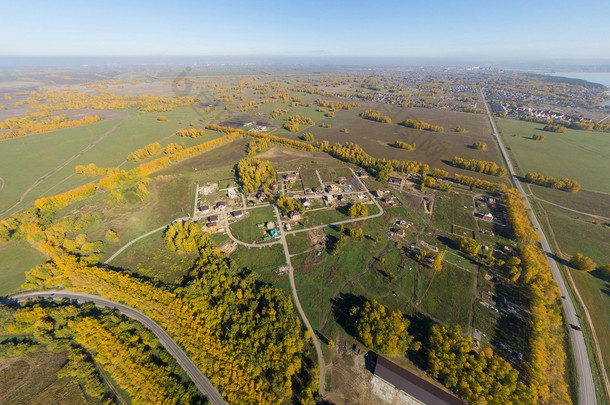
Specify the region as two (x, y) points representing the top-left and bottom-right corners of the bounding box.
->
(0, 120), (123, 219)
(481, 89), (598, 405)
(9, 290), (227, 405)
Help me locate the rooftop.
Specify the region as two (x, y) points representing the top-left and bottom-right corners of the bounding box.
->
(374, 356), (463, 405)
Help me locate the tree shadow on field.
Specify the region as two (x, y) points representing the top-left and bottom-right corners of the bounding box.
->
(330, 293), (366, 337)
(546, 252), (569, 267)
(590, 268), (610, 283)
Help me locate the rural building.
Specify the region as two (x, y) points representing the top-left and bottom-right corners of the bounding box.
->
(396, 229), (406, 237)
(288, 211), (302, 221)
(266, 222), (275, 230)
(482, 213), (494, 221)
(201, 183), (218, 195)
(256, 191), (267, 202)
(373, 355), (463, 405)
(301, 198), (311, 207)
(269, 229), (280, 238)
(396, 220), (411, 228)
(199, 205), (210, 214)
(284, 172), (299, 182)
(270, 182), (280, 190)
(215, 201), (227, 210)
(227, 185), (237, 198)
(356, 170), (369, 178)
(388, 176), (404, 186)
(357, 194), (366, 199)
(336, 195), (345, 203)
(208, 215), (219, 223)
(313, 186), (323, 193)
(232, 210), (243, 219)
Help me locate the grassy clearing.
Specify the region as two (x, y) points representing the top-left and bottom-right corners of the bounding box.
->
(0, 349), (96, 404)
(0, 240), (46, 294)
(304, 208), (348, 227)
(528, 184), (610, 218)
(231, 244), (289, 291)
(0, 118), (121, 214)
(0, 107), (228, 217)
(418, 264), (474, 330)
(431, 191), (477, 234)
(286, 232), (312, 255)
(496, 118), (610, 193)
(229, 206), (276, 244)
(110, 230), (197, 284)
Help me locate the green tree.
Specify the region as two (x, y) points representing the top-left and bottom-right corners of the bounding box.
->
(569, 253), (597, 271)
(348, 203), (368, 217)
(350, 299), (420, 354)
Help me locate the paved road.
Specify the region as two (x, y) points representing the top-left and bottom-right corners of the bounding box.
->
(481, 89), (597, 405)
(9, 290), (227, 405)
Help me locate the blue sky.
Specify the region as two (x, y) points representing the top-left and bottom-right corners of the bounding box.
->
(1, 0), (609, 60)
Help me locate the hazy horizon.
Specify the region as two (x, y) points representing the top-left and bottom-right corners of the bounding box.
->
(1, 0), (609, 62)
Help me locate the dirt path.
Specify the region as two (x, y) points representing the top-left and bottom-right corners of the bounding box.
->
(0, 120), (124, 219)
(0, 177), (4, 191)
(531, 194), (610, 221)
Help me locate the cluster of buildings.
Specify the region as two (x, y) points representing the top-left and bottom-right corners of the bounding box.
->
(498, 103), (586, 123)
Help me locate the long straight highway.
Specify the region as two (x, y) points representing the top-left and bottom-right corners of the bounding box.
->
(480, 89), (597, 405)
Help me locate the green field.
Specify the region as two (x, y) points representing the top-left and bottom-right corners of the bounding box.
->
(110, 230), (197, 284)
(497, 118), (610, 193)
(533, 200), (610, 377)
(0, 107), (226, 218)
(229, 206), (276, 244)
(496, 116), (610, 387)
(0, 241), (46, 294)
(0, 349), (98, 404)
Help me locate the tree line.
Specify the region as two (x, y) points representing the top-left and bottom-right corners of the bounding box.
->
(503, 188), (571, 404)
(176, 128), (206, 138)
(127, 142), (162, 162)
(361, 110), (391, 123)
(524, 172), (581, 192)
(453, 174), (508, 194)
(450, 156), (507, 177)
(0, 302), (205, 404)
(315, 99), (360, 110)
(0, 114), (100, 140)
(399, 119), (444, 132)
(393, 140), (416, 150)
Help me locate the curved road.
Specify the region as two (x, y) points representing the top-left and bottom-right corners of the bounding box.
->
(481, 89), (597, 405)
(9, 290), (227, 405)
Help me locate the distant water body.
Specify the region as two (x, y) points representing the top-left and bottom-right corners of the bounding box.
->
(546, 72), (610, 87)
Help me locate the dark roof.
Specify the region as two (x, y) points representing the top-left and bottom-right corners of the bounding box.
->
(374, 356), (463, 405)
(208, 215), (219, 222)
